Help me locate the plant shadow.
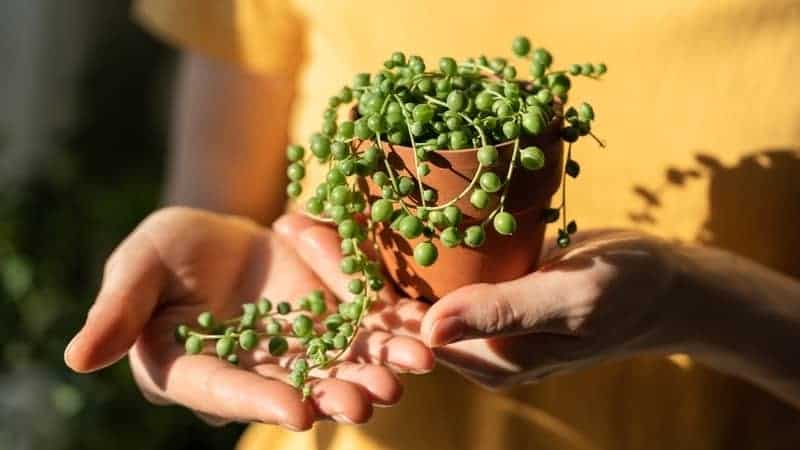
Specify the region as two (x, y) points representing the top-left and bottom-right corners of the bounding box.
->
(629, 149), (800, 278)
(627, 148), (800, 446)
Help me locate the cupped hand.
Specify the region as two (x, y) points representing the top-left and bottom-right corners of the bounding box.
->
(271, 214), (433, 368)
(65, 207), (433, 430)
(420, 230), (687, 389)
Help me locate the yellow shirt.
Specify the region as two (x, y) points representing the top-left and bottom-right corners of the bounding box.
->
(134, 1), (800, 449)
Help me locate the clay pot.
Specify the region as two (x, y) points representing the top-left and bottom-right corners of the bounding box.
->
(356, 120), (564, 302)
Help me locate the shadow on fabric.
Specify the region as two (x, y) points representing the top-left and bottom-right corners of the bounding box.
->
(630, 148), (800, 449)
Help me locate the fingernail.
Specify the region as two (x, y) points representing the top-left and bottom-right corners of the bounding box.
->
(332, 414), (355, 424)
(386, 363), (431, 375)
(429, 317), (464, 347)
(273, 214), (314, 240)
(281, 422), (302, 432)
(385, 363), (409, 374)
(63, 334), (80, 368)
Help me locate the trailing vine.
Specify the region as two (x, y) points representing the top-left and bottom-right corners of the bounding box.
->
(175, 36), (606, 396)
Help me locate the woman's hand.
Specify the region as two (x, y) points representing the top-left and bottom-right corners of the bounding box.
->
(64, 207), (433, 430)
(420, 229), (800, 409)
(271, 215), (434, 367)
(419, 230), (682, 388)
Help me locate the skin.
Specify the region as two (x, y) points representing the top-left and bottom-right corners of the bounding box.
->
(64, 208), (434, 430)
(289, 223), (800, 410)
(65, 55), (433, 430)
(66, 53), (800, 432)
(421, 231), (800, 408)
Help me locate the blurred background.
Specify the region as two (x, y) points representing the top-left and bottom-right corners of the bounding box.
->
(0, 2), (244, 449)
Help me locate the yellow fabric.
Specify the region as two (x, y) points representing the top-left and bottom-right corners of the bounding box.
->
(133, 0), (304, 74)
(134, 1), (800, 449)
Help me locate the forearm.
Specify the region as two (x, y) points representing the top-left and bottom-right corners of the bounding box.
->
(676, 245), (800, 407)
(165, 53), (295, 224)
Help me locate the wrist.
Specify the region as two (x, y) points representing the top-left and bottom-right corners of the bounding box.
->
(666, 245), (749, 358)
(671, 244), (800, 403)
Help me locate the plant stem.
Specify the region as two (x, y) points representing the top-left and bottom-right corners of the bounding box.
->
(376, 133), (415, 217)
(300, 210), (335, 223)
(589, 132), (606, 148)
(562, 143), (571, 232)
(311, 221), (378, 371)
(188, 331), (299, 340)
(393, 94), (427, 208)
(482, 136), (520, 225)
(423, 95), (449, 109)
(460, 62), (498, 76)
(424, 113), (488, 211)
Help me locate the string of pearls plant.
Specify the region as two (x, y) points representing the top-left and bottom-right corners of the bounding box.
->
(175, 36), (606, 397)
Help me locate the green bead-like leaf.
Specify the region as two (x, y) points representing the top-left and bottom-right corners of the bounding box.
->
(566, 159), (581, 178)
(185, 336), (203, 354)
(268, 336), (289, 356)
(216, 337), (235, 358)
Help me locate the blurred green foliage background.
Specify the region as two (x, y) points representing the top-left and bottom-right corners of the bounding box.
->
(0, 3), (245, 449)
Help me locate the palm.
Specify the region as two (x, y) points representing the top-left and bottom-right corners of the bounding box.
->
(66, 208), (433, 429)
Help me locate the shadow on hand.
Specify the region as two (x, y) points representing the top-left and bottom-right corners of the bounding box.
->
(628, 148), (800, 447)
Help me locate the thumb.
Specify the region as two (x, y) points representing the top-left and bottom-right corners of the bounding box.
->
(274, 213), (352, 301)
(65, 231), (168, 373)
(272, 212), (320, 242)
(421, 274), (563, 347)
(279, 215), (399, 305)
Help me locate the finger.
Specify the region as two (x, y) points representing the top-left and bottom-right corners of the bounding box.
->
(539, 229), (624, 263)
(346, 329), (435, 374)
(193, 411), (232, 427)
(276, 212), (383, 262)
(421, 272), (575, 347)
(269, 215), (340, 312)
(250, 355), (403, 405)
(277, 216), (433, 372)
(272, 212), (321, 242)
(289, 222), (399, 304)
(244, 329), (433, 373)
(253, 365), (373, 424)
(129, 345), (173, 406)
(163, 355), (315, 431)
(65, 230), (168, 373)
(431, 334), (581, 389)
(312, 362), (403, 406)
(361, 298), (428, 337)
(431, 342), (521, 388)
(308, 378), (373, 424)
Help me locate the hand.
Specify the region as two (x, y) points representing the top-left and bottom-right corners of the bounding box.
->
(419, 230), (684, 389)
(283, 222), (800, 407)
(271, 214), (434, 369)
(64, 207), (433, 430)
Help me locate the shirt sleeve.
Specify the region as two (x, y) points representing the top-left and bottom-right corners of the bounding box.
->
(132, 0), (304, 74)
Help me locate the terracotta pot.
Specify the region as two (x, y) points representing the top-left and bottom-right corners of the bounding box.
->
(356, 122), (563, 302)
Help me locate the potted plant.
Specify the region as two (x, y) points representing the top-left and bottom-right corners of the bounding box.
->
(175, 36), (606, 396)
